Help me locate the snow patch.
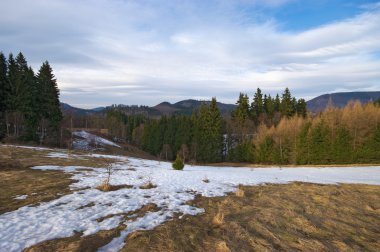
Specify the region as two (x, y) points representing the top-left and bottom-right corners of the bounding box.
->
(14, 195), (28, 200)
(72, 131), (120, 151)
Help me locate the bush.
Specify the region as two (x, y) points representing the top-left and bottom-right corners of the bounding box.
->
(172, 154), (184, 170)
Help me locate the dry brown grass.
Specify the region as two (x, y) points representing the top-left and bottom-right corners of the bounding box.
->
(21, 182), (380, 252)
(212, 210), (225, 226)
(0, 144), (127, 214)
(235, 188), (245, 197)
(140, 181), (157, 189)
(0, 144), (119, 169)
(216, 241), (231, 252)
(119, 182), (380, 252)
(97, 180), (111, 192)
(96, 182), (133, 192)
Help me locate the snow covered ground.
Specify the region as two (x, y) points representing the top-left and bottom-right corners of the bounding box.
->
(1, 148), (380, 251)
(72, 131), (120, 151)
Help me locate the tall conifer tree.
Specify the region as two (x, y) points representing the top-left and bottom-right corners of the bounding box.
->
(0, 52), (8, 139)
(37, 61), (63, 137)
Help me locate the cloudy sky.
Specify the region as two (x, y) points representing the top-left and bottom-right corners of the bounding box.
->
(1, 0), (380, 108)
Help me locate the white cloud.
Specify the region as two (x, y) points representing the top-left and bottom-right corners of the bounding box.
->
(0, 0), (379, 107)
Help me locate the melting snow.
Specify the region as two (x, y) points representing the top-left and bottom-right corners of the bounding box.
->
(1, 150), (380, 251)
(72, 131), (120, 150)
(14, 195), (28, 200)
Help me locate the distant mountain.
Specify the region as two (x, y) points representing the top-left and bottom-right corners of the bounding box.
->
(61, 99), (236, 117)
(307, 91), (380, 112)
(60, 103), (105, 116)
(153, 99), (236, 116)
(62, 91), (380, 117)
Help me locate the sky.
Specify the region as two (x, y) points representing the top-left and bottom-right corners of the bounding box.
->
(1, 0), (380, 108)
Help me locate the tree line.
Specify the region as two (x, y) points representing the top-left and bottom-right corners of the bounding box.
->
(123, 89), (380, 165)
(141, 98), (223, 163)
(252, 101), (380, 164)
(137, 88), (308, 163)
(0, 52), (62, 143)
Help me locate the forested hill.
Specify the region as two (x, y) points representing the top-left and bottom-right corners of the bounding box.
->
(307, 91), (380, 112)
(60, 100), (236, 117)
(61, 91), (380, 117)
(153, 99), (236, 115)
(60, 103), (105, 116)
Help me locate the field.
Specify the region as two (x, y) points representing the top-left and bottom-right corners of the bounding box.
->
(1, 144), (380, 252)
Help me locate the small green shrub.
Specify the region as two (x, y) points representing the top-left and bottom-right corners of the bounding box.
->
(172, 154), (184, 170)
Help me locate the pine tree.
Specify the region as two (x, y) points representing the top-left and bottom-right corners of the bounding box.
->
(280, 88), (294, 117)
(266, 95), (275, 118)
(22, 67), (40, 140)
(208, 98), (224, 162)
(296, 99), (307, 117)
(172, 154), (184, 170)
(309, 121), (331, 164)
(296, 122), (311, 164)
(257, 136), (275, 163)
(274, 94), (281, 112)
(14, 52), (29, 111)
(232, 93), (250, 123)
(0, 52), (8, 139)
(357, 123), (380, 163)
(6, 54), (17, 113)
(251, 88), (264, 122)
(37, 61), (63, 138)
(333, 126), (352, 163)
(192, 103), (210, 162)
(192, 99), (223, 163)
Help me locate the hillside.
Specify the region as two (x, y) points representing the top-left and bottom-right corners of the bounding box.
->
(60, 103), (105, 116)
(153, 99), (236, 116)
(61, 91), (380, 117)
(61, 100), (236, 117)
(307, 91), (380, 112)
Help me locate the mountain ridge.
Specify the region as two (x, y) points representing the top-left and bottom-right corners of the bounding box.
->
(61, 91), (380, 116)
(307, 91), (380, 112)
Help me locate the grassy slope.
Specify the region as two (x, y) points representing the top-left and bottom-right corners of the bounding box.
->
(0, 145), (117, 214)
(25, 183), (380, 252)
(121, 183), (380, 252)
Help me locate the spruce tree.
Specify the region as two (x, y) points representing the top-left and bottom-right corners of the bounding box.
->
(265, 94), (275, 118)
(0, 52), (8, 139)
(251, 88), (264, 122)
(257, 136), (275, 163)
(192, 103), (210, 162)
(232, 93), (250, 123)
(274, 94), (281, 112)
(280, 88), (294, 117)
(6, 54), (17, 113)
(192, 99), (223, 163)
(309, 121), (331, 164)
(22, 67), (40, 140)
(296, 122), (311, 164)
(14, 52), (29, 111)
(208, 98), (224, 162)
(296, 99), (307, 117)
(37, 61), (63, 137)
(333, 126), (352, 163)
